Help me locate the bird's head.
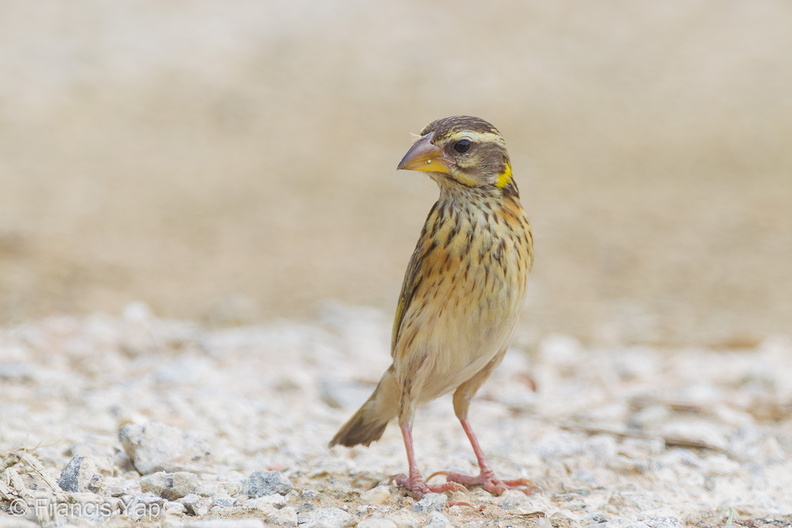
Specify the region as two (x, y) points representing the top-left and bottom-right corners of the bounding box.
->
(397, 116), (515, 193)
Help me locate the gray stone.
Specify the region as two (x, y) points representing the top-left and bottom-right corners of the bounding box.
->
(643, 517), (684, 528)
(411, 492), (447, 513)
(118, 422), (210, 475)
(297, 507), (356, 528)
(300, 489), (321, 499)
(102, 475), (143, 498)
(243, 470), (293, 497)
(423, 512), (452, 528)
(212, 497), (237, 509)
(58, 456), (104, 493)
(120, 492), (165, 521)
(178, 493), (212, 516)
(140, 471), (199, 500)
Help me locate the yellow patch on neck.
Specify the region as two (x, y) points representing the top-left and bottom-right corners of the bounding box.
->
(495, 163), (513, 188)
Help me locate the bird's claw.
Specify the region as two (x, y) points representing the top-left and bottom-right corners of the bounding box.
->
(388, 473), (468, 500)
(427, 470), (538, 496)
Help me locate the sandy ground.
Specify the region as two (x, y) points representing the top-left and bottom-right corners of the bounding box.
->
(1, 1), (791, 346)
(1, 304), (791, 527)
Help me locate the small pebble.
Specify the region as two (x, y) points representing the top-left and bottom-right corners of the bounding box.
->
(244, 470), (293, 497)
(411, 493), (447, 514)
(163, 501), (188, 515)
(58, 456), (103, 493)
(242, 494), (287, 510)
(178, 493), (212, 516)
(423, 512), (453, 528)
(610, 455), (650, 474)
(546, 514), (574, 528)
(270, 506), (299, 527)
(297, 507), (356, 528)
(119, 422), (211, 475)
(361, 485), (392, 505)
(660, 421), (729, 451)
(121, 492), (165, 521)
(140, 471), (199, 500)
(212, 496), (237, 509)
(301, 489), (321, 499)
(643, 517), (684, 528)
(498, 489), (529, 510)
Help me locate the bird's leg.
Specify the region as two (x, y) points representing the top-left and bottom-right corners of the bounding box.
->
(389, 423), (466, 500)
(428, 418), (537, 496)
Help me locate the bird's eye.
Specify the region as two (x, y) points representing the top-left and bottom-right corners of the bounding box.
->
(453, 139), (472, 153)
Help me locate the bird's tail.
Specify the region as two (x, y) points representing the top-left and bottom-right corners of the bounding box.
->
(329, 367), (399, 447)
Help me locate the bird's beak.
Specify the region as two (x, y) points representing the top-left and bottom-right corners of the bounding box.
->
(396, 132), (450, 174)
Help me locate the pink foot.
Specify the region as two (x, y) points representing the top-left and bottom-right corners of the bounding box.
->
(388, 473), (467, 500)
(428, 469), (538, 496)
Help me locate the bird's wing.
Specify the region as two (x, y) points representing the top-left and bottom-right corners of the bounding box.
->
(391, 244), (424, 355)
(391, 200), (445, 356)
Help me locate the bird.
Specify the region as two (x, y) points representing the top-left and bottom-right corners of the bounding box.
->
(329, 116), (534, 500)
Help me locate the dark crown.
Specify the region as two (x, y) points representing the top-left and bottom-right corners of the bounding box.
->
(420, 116), (501, 140)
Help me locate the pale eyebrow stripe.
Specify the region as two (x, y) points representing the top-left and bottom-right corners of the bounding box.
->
(445, 130), (505, 147)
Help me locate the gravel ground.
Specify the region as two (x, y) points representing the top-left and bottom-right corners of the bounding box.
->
(1, 303), (791, 528)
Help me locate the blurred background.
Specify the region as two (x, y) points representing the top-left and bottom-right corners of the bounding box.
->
(1, 1), (790, 346)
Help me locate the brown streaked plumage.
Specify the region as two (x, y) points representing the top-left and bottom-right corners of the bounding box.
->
(329, 116), (534, 500)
